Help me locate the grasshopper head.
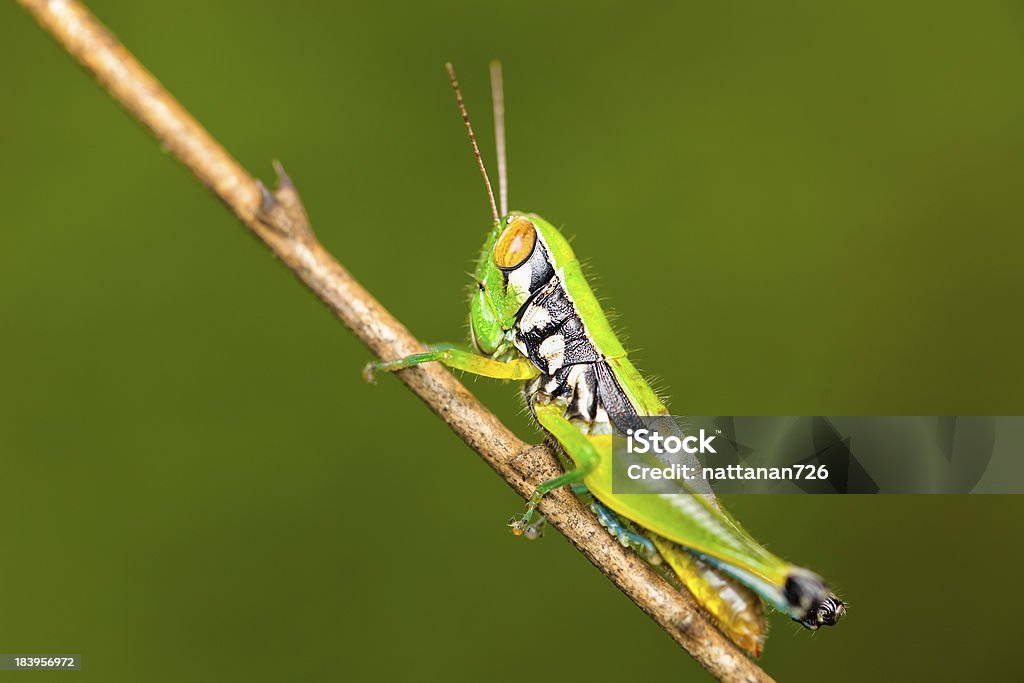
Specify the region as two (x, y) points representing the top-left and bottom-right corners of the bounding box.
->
(444, 65), (574, 357)
(469, 214), (537, 355)
(469, 213), (574, 357)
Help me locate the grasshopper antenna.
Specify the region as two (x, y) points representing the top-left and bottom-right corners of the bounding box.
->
(446, 63), (500, 225)
(490, 60), (508, 218)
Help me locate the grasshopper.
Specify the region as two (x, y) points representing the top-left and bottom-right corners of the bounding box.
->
(365, 63), (844, 656)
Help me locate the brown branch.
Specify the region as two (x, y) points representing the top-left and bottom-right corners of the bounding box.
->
(17, 2), (772, 681)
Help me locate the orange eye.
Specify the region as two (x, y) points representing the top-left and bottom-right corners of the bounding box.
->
(494, 217), (537, 270)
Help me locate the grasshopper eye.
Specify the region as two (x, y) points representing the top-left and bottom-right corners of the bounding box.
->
(494, 217), (537, 270)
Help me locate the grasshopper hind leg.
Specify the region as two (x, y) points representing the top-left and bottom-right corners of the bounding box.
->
(521, 482), (663, 567)
(576, 487), (768, 657)
(571, 483), (662, 565)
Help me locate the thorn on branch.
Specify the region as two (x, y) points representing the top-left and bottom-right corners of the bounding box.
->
(272, 159), (294, 191)
(255, 160), (314, 241)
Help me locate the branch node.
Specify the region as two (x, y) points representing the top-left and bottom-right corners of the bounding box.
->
(254, 161), (314, 241)
(508, 443), (561, 483)
(256, 179), (276, 213)
(676, 611), (706, 639)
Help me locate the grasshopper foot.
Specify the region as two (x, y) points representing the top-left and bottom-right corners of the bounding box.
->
(362, 362), (380, 384)
(508, 510), (540, 538)
(508, 511), (546, 539)
(523, 515), (546, 540)
(508, 515), (528, 537)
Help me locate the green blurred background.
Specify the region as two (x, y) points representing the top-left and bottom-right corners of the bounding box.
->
(2, 1), (1022, 680)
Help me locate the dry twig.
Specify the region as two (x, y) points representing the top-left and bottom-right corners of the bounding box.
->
(16, 2), (773, 680)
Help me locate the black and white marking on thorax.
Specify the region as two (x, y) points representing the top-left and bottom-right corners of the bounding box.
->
(500, 228), (641, 435)
(514, 277), (601, 374)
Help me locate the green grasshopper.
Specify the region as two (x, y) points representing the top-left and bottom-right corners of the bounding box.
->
(365, 63), (844, 656)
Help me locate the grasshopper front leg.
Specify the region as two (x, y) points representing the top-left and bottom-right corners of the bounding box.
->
(363, 344), (540, 383)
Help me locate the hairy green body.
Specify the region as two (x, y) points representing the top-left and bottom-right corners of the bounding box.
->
(368, 212), (844, 656)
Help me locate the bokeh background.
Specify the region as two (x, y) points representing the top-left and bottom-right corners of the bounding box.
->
(2, 1), (1023, 680)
